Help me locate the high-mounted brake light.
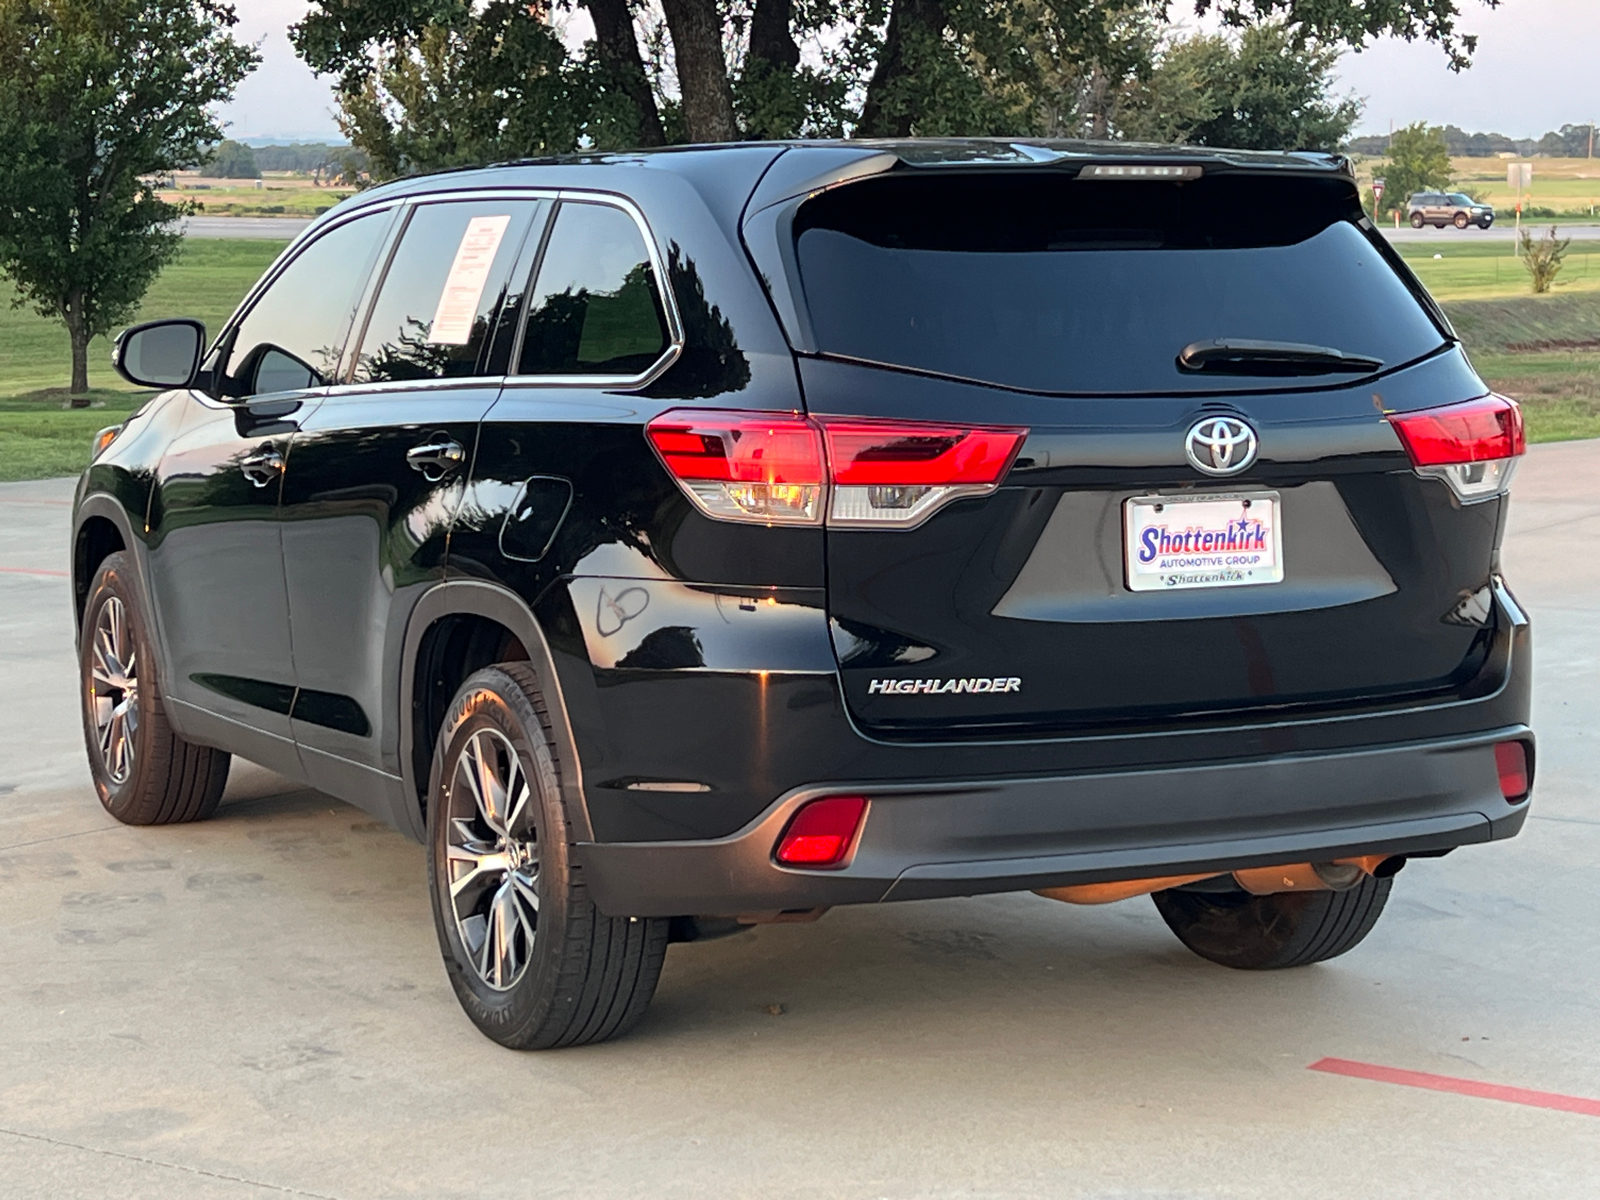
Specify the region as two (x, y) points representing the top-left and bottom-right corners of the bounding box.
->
(774, 796), (869, 868)
(646, 410), (1027, 529)
(1389, 395), (1525, 502)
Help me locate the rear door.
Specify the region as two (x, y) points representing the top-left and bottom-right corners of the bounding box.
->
(276, 196), (545, 809)
(784, 169), (1504, 740)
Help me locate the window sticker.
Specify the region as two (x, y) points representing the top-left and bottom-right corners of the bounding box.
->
(427, 214), (512, 345)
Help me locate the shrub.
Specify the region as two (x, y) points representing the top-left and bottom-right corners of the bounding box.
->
(1520, 226), (1570, 294)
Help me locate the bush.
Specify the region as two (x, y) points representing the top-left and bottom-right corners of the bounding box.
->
(1520, 226), (1570, 294)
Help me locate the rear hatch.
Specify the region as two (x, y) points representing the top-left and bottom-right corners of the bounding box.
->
(781, 166), (1509, 738)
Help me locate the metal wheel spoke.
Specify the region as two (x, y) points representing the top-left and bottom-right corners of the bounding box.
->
(472, 737), (509, 834)
(455, 746), (488, 824)
(502, 758), (531, 839)
(490, 883), (522, 986)
(448, 852), (506, 903)
(510, 868), (540, 916)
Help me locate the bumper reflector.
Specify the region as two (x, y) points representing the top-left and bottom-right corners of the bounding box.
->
(1494, 740), (1530, 803)
(775, 796), (869, 868)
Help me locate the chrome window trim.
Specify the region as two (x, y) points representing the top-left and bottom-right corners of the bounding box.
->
(500, 189), (684, 392)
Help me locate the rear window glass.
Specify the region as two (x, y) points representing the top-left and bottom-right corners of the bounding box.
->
(793, 173), (1446, 394)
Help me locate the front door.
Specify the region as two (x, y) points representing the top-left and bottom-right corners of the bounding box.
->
(146, 212), (393, 778)
(277, 197), (544, 816)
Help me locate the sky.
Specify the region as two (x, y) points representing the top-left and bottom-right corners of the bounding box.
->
(216, 0), (1600, 143)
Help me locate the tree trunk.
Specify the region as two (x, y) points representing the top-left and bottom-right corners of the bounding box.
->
(659, 0), (738, 142)
(858, 0), (946, 138)
(66, 293), (91, 405)
(584, 0), (667, 146)
(748, 0), (799, 74)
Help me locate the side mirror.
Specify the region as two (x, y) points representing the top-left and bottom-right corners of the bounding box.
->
(113, 318), (206, 389)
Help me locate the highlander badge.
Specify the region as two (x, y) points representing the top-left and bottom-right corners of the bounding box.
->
(868, 677), (1021, 695)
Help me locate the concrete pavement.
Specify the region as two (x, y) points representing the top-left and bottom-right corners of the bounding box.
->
(2, 446), (1599, 1198)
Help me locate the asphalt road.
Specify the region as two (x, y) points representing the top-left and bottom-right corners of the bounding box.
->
(3, 445), (1599, 1198)
(180, 216), (313, 240)
(1381, 222), (1600, 243)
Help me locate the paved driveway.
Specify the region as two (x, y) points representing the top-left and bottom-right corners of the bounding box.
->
(2, 445), (1598, 1198)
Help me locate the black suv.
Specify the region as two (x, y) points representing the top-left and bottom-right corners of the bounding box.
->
(76, 141), (1533, 1049)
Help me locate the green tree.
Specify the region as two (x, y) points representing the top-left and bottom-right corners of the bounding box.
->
(1376, 121), (1453, 216)
(1117, 22), (1360, 149)
(293, 0), (1496, 174)
(0, 0), (258, 401)
(208, 138), (261, 178)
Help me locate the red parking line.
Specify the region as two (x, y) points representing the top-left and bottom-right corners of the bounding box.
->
(1310, 1057), (1600, 1117)
(0, 566), (68, 578)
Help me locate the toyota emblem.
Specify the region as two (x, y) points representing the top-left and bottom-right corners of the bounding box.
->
(1185, 416), (1258, 476)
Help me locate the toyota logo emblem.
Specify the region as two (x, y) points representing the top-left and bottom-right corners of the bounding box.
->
(1185, 416), (1259, 476)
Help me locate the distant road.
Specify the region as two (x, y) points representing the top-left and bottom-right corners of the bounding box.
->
(180, 216), (312, 240)
(1382, 223), (1600, 243)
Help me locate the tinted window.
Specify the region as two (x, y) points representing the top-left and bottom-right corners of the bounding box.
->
(352, 200), (537, 384)
(517, 202), (668, 376)
(219, 214), (388, 398)
(794, 174), (1447, 395)
(1448, 193), (1473, 205)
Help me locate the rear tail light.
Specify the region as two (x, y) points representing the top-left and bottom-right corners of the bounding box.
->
(646, 411), (1027, 530)
(1390, 395), (1525, 502)
(824, 421), (1027, 528)
(1494, 740), (1531, 803)
(774, 795), (869, 868)
(645, 412), (824, 524)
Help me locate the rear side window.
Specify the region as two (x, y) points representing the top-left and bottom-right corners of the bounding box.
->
(793, 173), (1448, 395)
(352, 200), (538, 383)
(219, 213), (388, 398)
(517, 201), (669, 377)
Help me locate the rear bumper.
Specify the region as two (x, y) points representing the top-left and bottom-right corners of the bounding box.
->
(578, 726), (1533, 916)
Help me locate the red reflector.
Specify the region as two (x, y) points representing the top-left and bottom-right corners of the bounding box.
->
(775, 796), (869, 868)
(823, 421), (1027, 486)
(1390, 395), (1526, 467)
(1494, 740), (1530, 803)
(646, 410), (824, 483)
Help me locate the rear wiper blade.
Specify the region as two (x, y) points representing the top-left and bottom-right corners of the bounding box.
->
(1177, 339), (1384, 376)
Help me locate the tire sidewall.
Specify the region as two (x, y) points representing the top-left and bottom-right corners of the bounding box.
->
(426, 668), (574, 1043)
(80, 555), (158, 819)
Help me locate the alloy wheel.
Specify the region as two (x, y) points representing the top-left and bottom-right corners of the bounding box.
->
(89, 596), (139, 785)
(443, 727), (541, 991)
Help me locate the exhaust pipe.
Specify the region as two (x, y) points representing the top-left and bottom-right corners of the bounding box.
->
(1035, 855), (1395, 906)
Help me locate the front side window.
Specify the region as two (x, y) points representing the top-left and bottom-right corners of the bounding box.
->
(218, 214), (389, 398)
(352, 200), (539, 384)
(517, 201), (669, 377)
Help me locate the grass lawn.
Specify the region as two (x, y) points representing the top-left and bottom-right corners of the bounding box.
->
(1, 234), (1597, 482)
(0, 238), (285, 481)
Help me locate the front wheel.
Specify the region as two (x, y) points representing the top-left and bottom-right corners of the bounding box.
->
(1151, 874), (1392, 970)
(1454, 212), (1470, 229)
(426, 664), (669, 1049)
(80, 553), (230, 825)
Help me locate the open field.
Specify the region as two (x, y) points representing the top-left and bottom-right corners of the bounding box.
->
(2, 236), (1598, 481)
(155, 173), (354, 219)
(1393, 237), (1600, 302)
(1354, 157), (1600, 221)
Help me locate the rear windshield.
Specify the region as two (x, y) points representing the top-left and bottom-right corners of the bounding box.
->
(793, 173), (1446, 394)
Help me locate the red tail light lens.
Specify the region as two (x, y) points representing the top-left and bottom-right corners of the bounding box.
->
(775, 796), (869, 868)
(648, 411), (1029, 529)
(1494, 740), (1530, 803)
(823, 419), (1027, 528)
(646, 411), (825, 524)
(1389, 395), (1525, 502)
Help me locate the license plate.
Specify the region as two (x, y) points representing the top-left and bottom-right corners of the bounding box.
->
(1124, 491), (1283, 592)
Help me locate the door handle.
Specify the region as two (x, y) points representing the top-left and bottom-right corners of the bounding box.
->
(239, 447), (284, 488)
(406, 438), (466, 482)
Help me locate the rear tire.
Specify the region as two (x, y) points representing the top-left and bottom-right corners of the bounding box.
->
(426, 664), (669, 1049)
(79, 552), (230, 825)
(1410, 211), (1426, 229)
(1151, 874), (1392, 970)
